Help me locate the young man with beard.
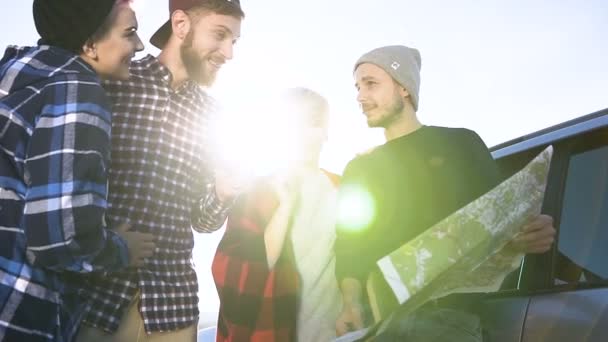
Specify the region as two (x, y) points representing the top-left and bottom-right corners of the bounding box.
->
(334, 45), (556, 341)
(75, 1), (244, 341)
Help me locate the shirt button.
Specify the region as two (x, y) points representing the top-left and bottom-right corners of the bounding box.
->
(23, 169), (31, 186)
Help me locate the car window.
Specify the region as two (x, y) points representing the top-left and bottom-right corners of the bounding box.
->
(554, 145), (608, 285)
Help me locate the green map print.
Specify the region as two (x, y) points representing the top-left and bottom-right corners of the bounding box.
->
(370, 146), (553, 324)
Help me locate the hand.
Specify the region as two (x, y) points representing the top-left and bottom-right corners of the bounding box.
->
(508, 214), (556, 254)
(214, 167), (249, 203)
(115, 223), (156, 267)
(336, 301), (365, 336)
(270, 174), (299, 208)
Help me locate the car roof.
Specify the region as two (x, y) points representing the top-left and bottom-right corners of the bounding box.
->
(491, 108), (608, 159)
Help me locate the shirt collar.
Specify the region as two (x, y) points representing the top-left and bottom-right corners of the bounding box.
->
(138, 54), (199, 92)
(138, 54), (172, 86)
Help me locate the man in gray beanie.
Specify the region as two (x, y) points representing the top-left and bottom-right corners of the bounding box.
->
(355, 45), (422, 111)
(333, 45), (556, 340)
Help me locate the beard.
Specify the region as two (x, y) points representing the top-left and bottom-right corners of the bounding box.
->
(180, 30), (217, 86)
(367, 88), (405, 128)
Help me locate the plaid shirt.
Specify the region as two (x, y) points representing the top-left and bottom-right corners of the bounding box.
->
(213, 180), (300, 342)
(0, 46), (129, 342)
(81, 55), (232, 333)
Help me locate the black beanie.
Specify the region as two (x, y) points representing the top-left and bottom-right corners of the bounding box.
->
(33, 0), (117, 53)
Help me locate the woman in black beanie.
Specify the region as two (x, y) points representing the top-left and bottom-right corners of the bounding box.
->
(32, 0), (144, 79)
(0, 1), (148, 341)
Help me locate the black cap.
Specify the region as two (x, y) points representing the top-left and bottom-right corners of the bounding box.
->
(33, 0), (116, 52)
(150, 0), (242, 49)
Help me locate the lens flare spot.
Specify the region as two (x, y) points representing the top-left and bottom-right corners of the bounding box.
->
(337, 184), (375, 232)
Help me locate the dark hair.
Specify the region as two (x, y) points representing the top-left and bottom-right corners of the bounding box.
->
(186, 0), (245, 21)
(85, 0), (133, 50)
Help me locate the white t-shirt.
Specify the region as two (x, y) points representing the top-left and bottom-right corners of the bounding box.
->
(290, 169), (342, 342)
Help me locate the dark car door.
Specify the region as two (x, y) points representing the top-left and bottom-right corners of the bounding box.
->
(521, 128), (608, 342)
(479, 124), (608, 342)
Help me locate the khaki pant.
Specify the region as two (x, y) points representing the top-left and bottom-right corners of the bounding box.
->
(76, 296), (197, 342)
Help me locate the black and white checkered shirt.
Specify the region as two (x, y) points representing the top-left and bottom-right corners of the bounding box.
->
(80, 55), (231, 333)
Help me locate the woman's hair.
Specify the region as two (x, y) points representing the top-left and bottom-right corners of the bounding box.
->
(85, 0), (134, 47)
(283, 87), (330, 128)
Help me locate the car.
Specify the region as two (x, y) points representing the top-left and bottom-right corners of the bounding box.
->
(198, 326), (217, 342)
(479, 108), (608, 341)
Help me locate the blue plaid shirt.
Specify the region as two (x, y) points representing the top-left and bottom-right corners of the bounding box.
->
(0, 46), (129, 342)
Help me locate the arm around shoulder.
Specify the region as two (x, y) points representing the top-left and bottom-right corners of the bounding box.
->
(23, 79), (129, 272)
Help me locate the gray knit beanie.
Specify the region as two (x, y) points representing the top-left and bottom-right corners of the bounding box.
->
(354, 45), (422, 111)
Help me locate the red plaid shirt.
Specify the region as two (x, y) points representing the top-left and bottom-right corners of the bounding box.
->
(212, 181), (300, 342)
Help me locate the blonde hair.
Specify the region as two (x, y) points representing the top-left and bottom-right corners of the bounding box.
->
(283, 87), (329, 128)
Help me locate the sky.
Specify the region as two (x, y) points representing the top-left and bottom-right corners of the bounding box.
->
(1, 0), (607, 325)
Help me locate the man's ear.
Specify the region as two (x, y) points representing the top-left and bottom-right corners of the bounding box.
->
(171, 9), (192, 41)
(398, 85), (410, 99)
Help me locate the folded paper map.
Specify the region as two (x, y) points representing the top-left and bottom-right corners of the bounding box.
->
(366, 146), (553, 333)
